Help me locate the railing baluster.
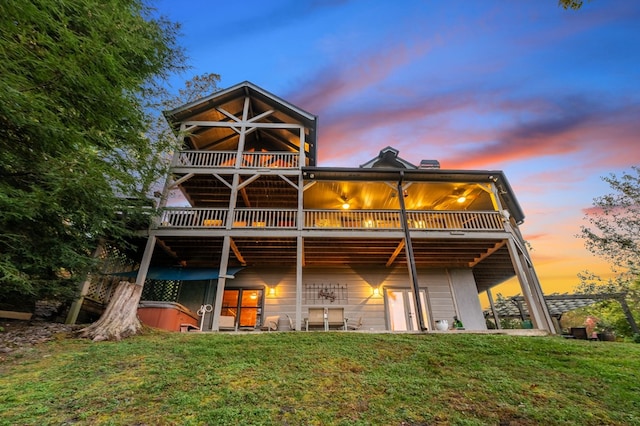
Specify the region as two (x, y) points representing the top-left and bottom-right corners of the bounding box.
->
(156, 208), (503, 231)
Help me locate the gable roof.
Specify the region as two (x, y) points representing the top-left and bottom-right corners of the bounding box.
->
(360, 146), (417, 169)
(164, 81), (319, 165)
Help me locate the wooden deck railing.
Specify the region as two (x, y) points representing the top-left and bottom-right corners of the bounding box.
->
(157, 208), (504, 231)
(159, 208), (228, 228)
(172, 150), (299, 169)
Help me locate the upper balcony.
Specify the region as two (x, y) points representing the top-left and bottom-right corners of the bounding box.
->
(171, 150), (301, 171)
(155, 208), (505, 233)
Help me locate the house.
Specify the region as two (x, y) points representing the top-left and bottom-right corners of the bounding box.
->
(118, 81), (556, 333)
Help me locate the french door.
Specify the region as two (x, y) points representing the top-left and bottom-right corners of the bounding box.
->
(220, 288), (264, 329)
(386, 289), (429, 331)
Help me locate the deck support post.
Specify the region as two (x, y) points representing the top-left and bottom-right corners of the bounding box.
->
(212, 235), (232, 331)
(397, 172), (427, 331)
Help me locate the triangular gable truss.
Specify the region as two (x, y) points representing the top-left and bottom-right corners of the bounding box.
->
(164, 81), (318, 165)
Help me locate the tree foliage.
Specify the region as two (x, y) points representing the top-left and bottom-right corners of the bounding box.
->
(0, 0), (186, 307)
(575, 167), (640, 338)
(78, 72), (220, 340)
(580, 167), (640, 278)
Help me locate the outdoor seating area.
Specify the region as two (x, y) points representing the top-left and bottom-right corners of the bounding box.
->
(305, 307), (347, 331)
(260, 315), (281, 332)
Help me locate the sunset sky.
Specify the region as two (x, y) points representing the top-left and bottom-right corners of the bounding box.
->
(155, 0), (640, 298)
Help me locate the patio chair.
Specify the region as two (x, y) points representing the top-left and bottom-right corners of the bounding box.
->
(305, 308), (326, 331)
(286, 314), (295, 331)
(346, 316), (363, 330)
(260, 315), (281, 332)
(218, 315), (237, 331)
(327, 307), (346, 330)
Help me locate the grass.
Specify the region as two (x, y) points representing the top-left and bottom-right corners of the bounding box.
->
(1, 331), (639, 425)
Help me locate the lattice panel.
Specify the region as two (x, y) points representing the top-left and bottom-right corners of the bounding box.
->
(141, 280), (181, 302)
(305, 283), (347, 304)
(86, 243), (137, 304)
(86, 276), (118, 304)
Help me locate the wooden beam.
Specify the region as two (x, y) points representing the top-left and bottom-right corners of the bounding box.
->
(247, 109), (274, 123)
(303, 181), (317, 191)
(230, 238), (246, 265)
(385, 240), (405, 267)
(278, 174), (299, 190)
(237, 174), (261, 190)
(215, 106), (241, 122)
(211, 173), (233, 189)
(238, 177), (251, 208)
(469, 240), (507, 267)
(183, 120), (304, 130)
(0, 310), (33, 320)
(169, 173), (195, 189)
(156, 238), (179, 260)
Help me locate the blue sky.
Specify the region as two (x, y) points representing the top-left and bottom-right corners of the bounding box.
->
(154, 0), (640, 296)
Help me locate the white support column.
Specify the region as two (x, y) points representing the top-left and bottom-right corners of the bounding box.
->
(294, 170), (304, 331)
(211, 235), (232, 331)
(505, 237), (552, 331)
(503, 214), (555, 333)
(488, 182), (504, 213)
(517, 246), (555, 333)
(233, 96), (251, 169)
(65, 242), (106, 324)
(135, 235), (156, 287)
(295, 235), (303, 331)
(299, 127), (306, 167)
(486, 288), (502, 330)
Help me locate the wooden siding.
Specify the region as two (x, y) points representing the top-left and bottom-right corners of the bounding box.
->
(422, 270), (457, 329)
(222, 265), (486, 331)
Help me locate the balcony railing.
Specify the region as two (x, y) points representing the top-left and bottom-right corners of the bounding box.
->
(159, 208), (228, 228)
(157, 208), (504, 231)
(172, 151), (299, 169)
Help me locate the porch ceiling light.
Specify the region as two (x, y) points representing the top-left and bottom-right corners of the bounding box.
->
(453, 188), (466, 203)
(341, 195), (350, 209)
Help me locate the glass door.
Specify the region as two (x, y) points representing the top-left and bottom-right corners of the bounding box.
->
(220, 288), (264, 329)
(386, 289), (429, 331)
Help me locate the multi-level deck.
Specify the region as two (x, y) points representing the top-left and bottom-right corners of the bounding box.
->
(133, 81), (554, 333)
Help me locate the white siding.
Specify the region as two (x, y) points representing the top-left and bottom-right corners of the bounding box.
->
(224, 265), (485, 331)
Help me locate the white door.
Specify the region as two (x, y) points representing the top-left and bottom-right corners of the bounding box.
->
(386, 289), (429, 331)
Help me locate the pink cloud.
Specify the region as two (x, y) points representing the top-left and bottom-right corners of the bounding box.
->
(441, 101), (640, 170)
(288, 41), (433, 114)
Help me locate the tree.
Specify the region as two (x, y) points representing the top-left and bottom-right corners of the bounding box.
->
(580, 167), (640, 278)
(0, 0), (185, 310)
(576, 167), (640, 337)
(79, 73), (220, 340)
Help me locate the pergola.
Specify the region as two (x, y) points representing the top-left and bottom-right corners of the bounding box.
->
(485, 293), (639, 335)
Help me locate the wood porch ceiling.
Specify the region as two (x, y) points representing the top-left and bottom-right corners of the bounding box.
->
(178, 174), (298, 208)
(152, 235), (515, 290)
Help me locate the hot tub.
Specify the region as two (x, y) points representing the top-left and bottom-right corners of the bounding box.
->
(137, 301), (199, 332)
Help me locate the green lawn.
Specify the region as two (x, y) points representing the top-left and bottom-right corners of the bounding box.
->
(1, 331), (639, 425)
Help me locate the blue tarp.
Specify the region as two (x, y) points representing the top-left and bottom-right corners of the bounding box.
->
(109, 266), (244, 281)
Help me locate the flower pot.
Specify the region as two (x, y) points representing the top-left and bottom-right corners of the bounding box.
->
(435, 320), (448, 331)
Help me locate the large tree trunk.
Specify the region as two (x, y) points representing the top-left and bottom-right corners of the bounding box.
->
(78, 281), (143, 341)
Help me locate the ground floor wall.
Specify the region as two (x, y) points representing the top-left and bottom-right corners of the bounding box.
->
(196, 265), (487, 331)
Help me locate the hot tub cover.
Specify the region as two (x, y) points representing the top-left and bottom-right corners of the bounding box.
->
(109, 266), (244, 281)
